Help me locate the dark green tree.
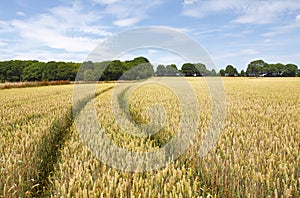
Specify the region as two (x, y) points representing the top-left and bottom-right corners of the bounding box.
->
(44, 61), (58, 81)
(219, 69), (225, 76)
(225, 65), (238, 76)
(103, 60), (124, 80)
(156, 65), (166, 76)
(23, 62), (46, 81)
(283, 64), (298, 77)
(165, 64), (178, 76)
(240, 70), (246, 77)
(182, 63), (198, 76)
(194, 63), (208, 76)
(121, 63), (154, 80)
(57, 62), (75, 80)
(246, 60), (266, 77)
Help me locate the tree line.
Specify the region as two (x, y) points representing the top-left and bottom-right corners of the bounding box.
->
(219, 60), (299, 77)
(0, 60), (80, 82)
(156, 63), (217, 76)
(0, 57), (299, 82)
(76, 57), (154, 81)
(0, 57), (216, 82)
(0, 57), (154, 82)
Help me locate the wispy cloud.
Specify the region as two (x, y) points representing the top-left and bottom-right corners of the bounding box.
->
(192, 28), (223, 36)
(16, 11), (26, 17)
(92, 0), (119, 4)
(233, 1), (300, 24)
(0, 1), (120, 62)
(296, 15), (300, 22)
(13, 49), (87, 62)
(263, 39), (272, 43)
(182, 0), (300, 25)
(9, 3), (109, 54)
(12, 18), (98, 52)
(261, 22), (300, 37)
(182, 0), (198, 6)
(113, 17), (140, 27)
(0, 40), (8, 47)
(182, 0), (243, 18)
(0, 20), (13, 33)
(96, 0), (164, 27)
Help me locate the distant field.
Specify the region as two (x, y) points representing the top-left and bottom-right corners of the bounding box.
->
(0, 78), (299, 197)
(0, 80), (71, 89)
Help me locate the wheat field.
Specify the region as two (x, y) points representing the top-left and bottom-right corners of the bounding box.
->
(0, 78), (299, 197)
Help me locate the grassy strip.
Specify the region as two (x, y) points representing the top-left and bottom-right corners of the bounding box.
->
(31, 86), (114, 196)
(0, 80), (71, 89)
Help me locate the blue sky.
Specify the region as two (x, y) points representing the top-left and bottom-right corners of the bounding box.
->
(0, 0), (300, 70)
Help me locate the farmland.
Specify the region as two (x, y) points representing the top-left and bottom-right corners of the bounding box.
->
(0, 78), (299, 197)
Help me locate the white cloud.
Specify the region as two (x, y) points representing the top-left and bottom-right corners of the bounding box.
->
(182, 0), (243, 18)
(0, 40), (8, 46)
(16, 11), (26, 17)
(47, 5), (102, 29)
(296, 15), (300, 22)
(92, 0), (119, 4)
(163, 27), (190, 33)
(100, 0), (164, 27)
(183, 0), (198, 6)
(182, 0), (300, 24)
(263, 39), (272, 43)
(0, 20), (13, 33)
(2, 1), (166, 60)
(12, 19), (98, 52)
(233, 1), (300, 24)
(113, 17), (140, 27)
(10, 3), (109, 53)
(261, 22), (300, 37)
(193, 28), (222, 36)
(13, 50), (86, 62)
(75, 26), (112, 37)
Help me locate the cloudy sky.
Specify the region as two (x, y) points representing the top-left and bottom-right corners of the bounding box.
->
(1, 0), (300, 70)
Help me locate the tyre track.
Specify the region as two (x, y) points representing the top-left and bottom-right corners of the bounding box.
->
(31, 86), (114, 196)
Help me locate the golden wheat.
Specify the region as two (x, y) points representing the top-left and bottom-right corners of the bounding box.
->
(1, 78), (299, 197)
